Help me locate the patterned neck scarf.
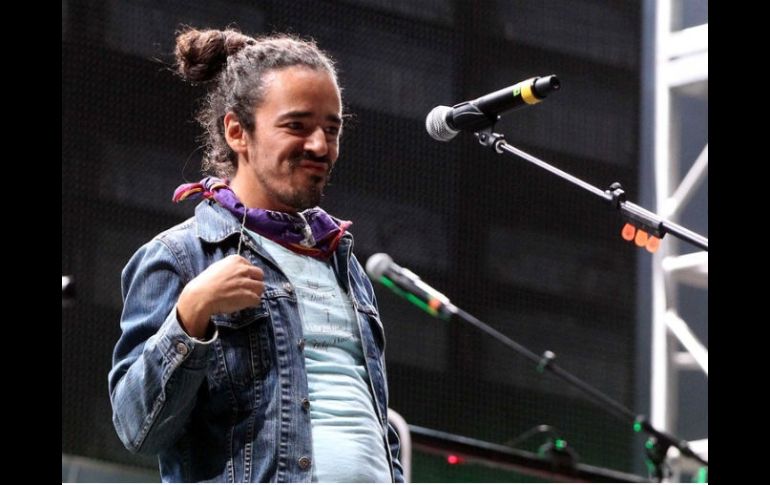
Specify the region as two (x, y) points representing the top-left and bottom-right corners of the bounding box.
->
(173, 177), (351, 259)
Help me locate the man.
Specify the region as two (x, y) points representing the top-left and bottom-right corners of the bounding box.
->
(109, 28), (403, 482)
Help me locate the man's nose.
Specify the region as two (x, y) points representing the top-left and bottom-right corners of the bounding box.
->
(304, 127), (329, 157)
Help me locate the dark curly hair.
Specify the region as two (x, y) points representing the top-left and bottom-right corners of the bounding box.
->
(174, 27), (339, 178)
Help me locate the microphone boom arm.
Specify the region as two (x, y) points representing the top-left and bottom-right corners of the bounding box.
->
(474, 128), (708, 251)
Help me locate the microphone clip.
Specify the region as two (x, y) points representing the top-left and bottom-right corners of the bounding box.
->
(474, 127), (507, 154)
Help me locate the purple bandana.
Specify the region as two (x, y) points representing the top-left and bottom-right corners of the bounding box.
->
(173, 177), (351, 259)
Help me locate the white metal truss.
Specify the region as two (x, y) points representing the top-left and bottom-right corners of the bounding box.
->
(652, 0), (707, 480)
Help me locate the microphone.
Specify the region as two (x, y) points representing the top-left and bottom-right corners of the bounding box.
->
(425, 74), (560, 141)
(365, 253), (457, 320)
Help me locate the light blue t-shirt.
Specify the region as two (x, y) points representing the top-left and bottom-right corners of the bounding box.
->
(247, 230), (391, 482)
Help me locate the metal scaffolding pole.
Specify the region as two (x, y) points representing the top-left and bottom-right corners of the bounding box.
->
(651, 0), (708, 480)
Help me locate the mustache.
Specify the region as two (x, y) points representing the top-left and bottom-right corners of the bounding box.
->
(290, 151), (332, 165)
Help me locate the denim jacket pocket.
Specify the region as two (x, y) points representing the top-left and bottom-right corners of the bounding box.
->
(210, 304), (272, 388)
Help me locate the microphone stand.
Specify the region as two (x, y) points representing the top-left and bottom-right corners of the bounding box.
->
(453, 126), (707, 479)
(474, 127), (708, 251)
(447, 303), (708, 481)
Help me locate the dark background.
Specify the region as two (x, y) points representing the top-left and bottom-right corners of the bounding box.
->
(62, 0), (706, 481)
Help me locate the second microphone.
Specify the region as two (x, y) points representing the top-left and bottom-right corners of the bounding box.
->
(365, 253), (457, 320)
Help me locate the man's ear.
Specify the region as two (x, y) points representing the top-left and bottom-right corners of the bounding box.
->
(224, 112), (248, 155)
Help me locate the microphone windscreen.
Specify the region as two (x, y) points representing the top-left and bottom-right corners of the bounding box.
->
(425, 105), (458, 142)
(365, 253), (392, 279)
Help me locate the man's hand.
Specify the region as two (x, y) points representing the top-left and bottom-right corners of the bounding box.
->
(177, 255), (265, 338)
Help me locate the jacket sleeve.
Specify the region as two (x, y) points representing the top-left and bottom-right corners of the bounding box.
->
(108, 238), (215, 454)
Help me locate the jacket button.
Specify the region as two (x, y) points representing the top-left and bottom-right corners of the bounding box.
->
(301, 397), (310, 412)
(175, 342), (189, 355)
(283, 282), (294, 293)
(298, 456), (311, 470)
(298, 338), (306, 352)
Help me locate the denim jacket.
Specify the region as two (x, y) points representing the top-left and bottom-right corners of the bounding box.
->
(109, 200), (403, 482)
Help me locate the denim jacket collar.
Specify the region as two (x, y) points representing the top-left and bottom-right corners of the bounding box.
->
(195, 200), (243, 244)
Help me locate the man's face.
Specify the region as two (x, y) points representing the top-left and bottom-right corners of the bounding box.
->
(244, 66), (342, 212)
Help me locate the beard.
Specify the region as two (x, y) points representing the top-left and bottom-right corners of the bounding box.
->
(257, 153), (333, 211)
(284, 174), (326, 210)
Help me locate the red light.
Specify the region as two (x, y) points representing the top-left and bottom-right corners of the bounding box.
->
(447, 454), (463, 465)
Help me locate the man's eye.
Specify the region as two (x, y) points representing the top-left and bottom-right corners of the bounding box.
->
(286, 122), (304, 130)
(325, 126), (340, 135)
